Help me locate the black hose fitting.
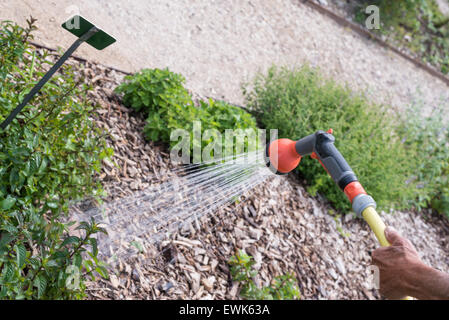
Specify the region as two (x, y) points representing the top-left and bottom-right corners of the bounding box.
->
(295, 130), (358, 190)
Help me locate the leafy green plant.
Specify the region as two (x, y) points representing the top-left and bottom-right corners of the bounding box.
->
(115, 68), (193, 141)
(397, 103), (449, 218)
(228, 250), (301, 300)
(354, 0), (449, 74)
(115, 68), (258, 159)
(357, 0), (426, 25)
(244, 65), (420, 212)
(0, 19), (111, 299)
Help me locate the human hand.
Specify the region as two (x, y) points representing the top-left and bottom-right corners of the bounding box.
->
(371, 226), (423, 299)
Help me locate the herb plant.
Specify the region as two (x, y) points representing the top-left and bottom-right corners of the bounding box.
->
(229, 250), (301, 300)
(115, 68), (258, 158)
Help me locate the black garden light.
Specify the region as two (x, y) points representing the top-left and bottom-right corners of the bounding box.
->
(0, 15), (116, 130)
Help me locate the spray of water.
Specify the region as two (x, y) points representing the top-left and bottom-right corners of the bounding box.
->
(70, 150), (275, 264)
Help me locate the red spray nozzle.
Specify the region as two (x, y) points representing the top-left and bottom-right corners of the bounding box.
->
(265, 138), (301, 174)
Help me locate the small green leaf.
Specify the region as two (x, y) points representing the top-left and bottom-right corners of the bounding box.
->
(14, 244), (26, 269)
(28, 258), (40, 269)
(0, 195), (16, 210)
(1, 263), (14, 283)
(61, 236), (80, 247)
(75, 221), (90, 231)
(89, 238), (98, 256)
(95, 266), (109, 279)
(46, 260), (59, 267)
(0, 232), (15, 250)
(34, 275), (47, 299)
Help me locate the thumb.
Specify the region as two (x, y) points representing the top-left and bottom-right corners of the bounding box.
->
(384, 226), (405, 246)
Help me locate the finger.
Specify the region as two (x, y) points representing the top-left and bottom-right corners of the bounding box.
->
(385, 227), (418, 252)
(384, 226), (406, 246)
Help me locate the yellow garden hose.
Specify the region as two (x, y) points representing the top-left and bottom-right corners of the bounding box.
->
(361, 206), (389, 247)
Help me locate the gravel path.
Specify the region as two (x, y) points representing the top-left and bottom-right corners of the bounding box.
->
(2, 0), (448, 114)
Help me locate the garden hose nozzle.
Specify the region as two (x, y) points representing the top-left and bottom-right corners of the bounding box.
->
(265, 129), (371, 210)
(265, 129), (412, 299)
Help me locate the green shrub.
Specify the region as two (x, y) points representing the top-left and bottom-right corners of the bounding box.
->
(355, 0), (449, 74)
(0, 19), (111, 299)
(243, 65), (419, 212)
(115, 68), (193, 142)
(397, 104), (449, 218)
(356, 0), (425, 25)
(115, 68), (258, 159)
(229, 250), (301, 300)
